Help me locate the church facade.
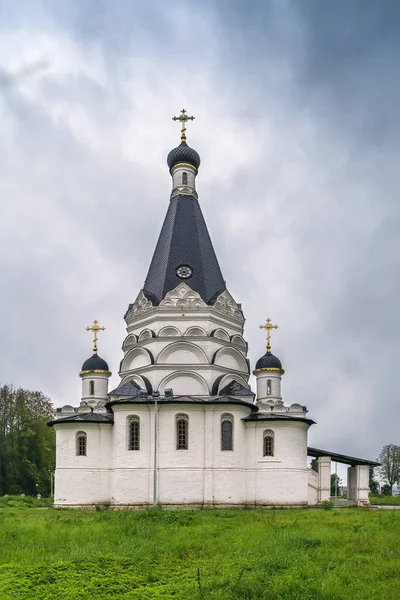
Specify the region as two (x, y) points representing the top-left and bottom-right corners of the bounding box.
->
(49, 113), (376, 508)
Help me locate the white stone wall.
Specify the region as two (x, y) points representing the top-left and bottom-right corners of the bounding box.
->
(81, 373), (109, 405)
(54, 422), (112, 506)
(110, 403), (250, 506)
(256, 371), (282, 402)
(171, 165), (196, 195)
(54, 406), (313, 507)
(120, 285), (250, 398)
(245, 420), (310, 505)
(307, 468), (319, 505)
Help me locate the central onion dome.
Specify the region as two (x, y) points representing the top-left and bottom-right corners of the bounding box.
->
(254, 350), (283, 372)
(80, 353), (110, 373)
(167, 141), (201, 172)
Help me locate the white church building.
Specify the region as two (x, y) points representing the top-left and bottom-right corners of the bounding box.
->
(49, 112), (378, 508)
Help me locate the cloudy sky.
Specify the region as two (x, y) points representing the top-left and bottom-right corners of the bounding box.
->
(0, 0), (399, 465)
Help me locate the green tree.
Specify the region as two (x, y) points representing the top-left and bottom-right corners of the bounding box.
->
(330, 473), (342, 496)
(381, 483), (392, 496)
(369, 467), (379, 495)
(377, 444), (400, 495)
(0, 385), (55, 496)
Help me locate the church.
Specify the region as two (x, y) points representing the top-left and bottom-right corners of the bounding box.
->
(49, 111), (377, 508)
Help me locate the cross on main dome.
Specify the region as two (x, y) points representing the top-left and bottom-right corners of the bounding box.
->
(172, 108), (195, 142)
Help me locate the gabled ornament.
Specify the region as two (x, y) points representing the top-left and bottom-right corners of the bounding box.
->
(159, 282), (206, 309)
(130, 290), (154, 316)
(213, 290), (242, 319)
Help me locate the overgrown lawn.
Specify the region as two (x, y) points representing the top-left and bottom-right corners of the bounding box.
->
(0, 503), (399, 599)
(369, 495), (400, 505)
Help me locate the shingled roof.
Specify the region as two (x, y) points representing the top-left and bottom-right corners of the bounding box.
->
(142, 193), (226, 305)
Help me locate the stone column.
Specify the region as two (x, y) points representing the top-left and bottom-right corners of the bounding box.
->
(317, 456), (331, 502)
(348, 465), (370, 506)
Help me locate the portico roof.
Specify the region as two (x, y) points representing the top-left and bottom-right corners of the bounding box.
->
(307, 447), (380, 467)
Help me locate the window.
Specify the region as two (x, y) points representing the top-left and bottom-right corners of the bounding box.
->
(77, 432), (87, 456)
(266, 379), (272, 396)
(128, 416), (140, 451)
(263, 429), (274, 457)
(182, 172), (188, 185)
(176, 414), (188, 450)
(89, 380), (95, 396)
(221, 414), (233, 451)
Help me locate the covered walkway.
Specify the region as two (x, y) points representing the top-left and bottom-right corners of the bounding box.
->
(307, 447), (380, 506)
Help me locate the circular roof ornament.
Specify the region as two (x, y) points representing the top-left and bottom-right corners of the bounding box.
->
(176, 265), (193, 279)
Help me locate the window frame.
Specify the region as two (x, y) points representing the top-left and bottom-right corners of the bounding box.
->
(76, 431), (87, 456)
(176, 414), (189, 450)
(182, 172), (188, 185)
(263, 429), (275, 457)
(128, 416), (140, 451)
(89, 380), (95, 396)
(221, 413), (233, 451)
(266, 379), (272, 395)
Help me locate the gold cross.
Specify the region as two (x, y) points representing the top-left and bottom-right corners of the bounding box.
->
(85, 319), (105, 354)
(259, 318), (279, 352)
(172, 108), (195, 141)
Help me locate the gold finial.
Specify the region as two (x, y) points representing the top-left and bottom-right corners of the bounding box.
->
(259, 318), (279, 352)
(172, 108), (195, 141)
(85, 319), (105, 354)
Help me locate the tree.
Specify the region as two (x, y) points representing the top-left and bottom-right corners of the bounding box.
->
(381, 484), (392, 496)
(0, 385), (55, 496)
(369, 467), (379, 495)
(377, 444), (400, 495)
(330, 473), (342, 496)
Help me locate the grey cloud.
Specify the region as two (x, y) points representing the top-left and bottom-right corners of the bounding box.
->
(0, 0), (398, 464)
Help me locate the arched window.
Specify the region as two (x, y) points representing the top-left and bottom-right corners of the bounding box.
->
(89, 380), (95, 396)
(128, 416), (140, 451)
(182, 172), (188, 185)
(221, 414), (233, 451)
(176, 414), (188, 450)
(263, 429), (274, 457)
(266, 379), (272, 396)
(77, 431), (87, 456)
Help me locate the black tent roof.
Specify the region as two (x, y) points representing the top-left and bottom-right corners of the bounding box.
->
(142, 193), (226, 306)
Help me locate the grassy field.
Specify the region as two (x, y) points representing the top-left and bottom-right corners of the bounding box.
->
(0, 499), (399, 599)
(369, 495), (400, 505)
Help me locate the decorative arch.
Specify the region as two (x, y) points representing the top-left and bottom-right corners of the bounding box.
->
(158, 371), (209, 395)
(289, 403), (304, 412)
(211, 328), (230, 341)
(122, 347), (154, 371)
(120, 374), (153, 394)
(122, 334), (137, 349)
(212, 373), (250, 396)
(138, 329), (155, 342)
(230, 334), (246, 349)
(184, 326), (207, 337)
(212, 347), (248, 372)
(157, 341), (208, 365)
(158, 326), (181, 337)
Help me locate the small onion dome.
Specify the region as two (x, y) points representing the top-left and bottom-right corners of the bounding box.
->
(253, 350), (284, 373)
(167, 141), (201, 172)
(80, 353), (110, 374)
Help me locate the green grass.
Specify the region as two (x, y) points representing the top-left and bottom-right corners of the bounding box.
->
(369, 495), (400, 505)
(0, 503), (399, 599)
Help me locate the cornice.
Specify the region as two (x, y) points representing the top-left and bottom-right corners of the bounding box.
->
(252, 367), (285, 375)
(79, 369), (112, 377)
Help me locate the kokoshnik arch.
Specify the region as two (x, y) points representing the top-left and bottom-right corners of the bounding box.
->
(48, 111), (378, 507)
